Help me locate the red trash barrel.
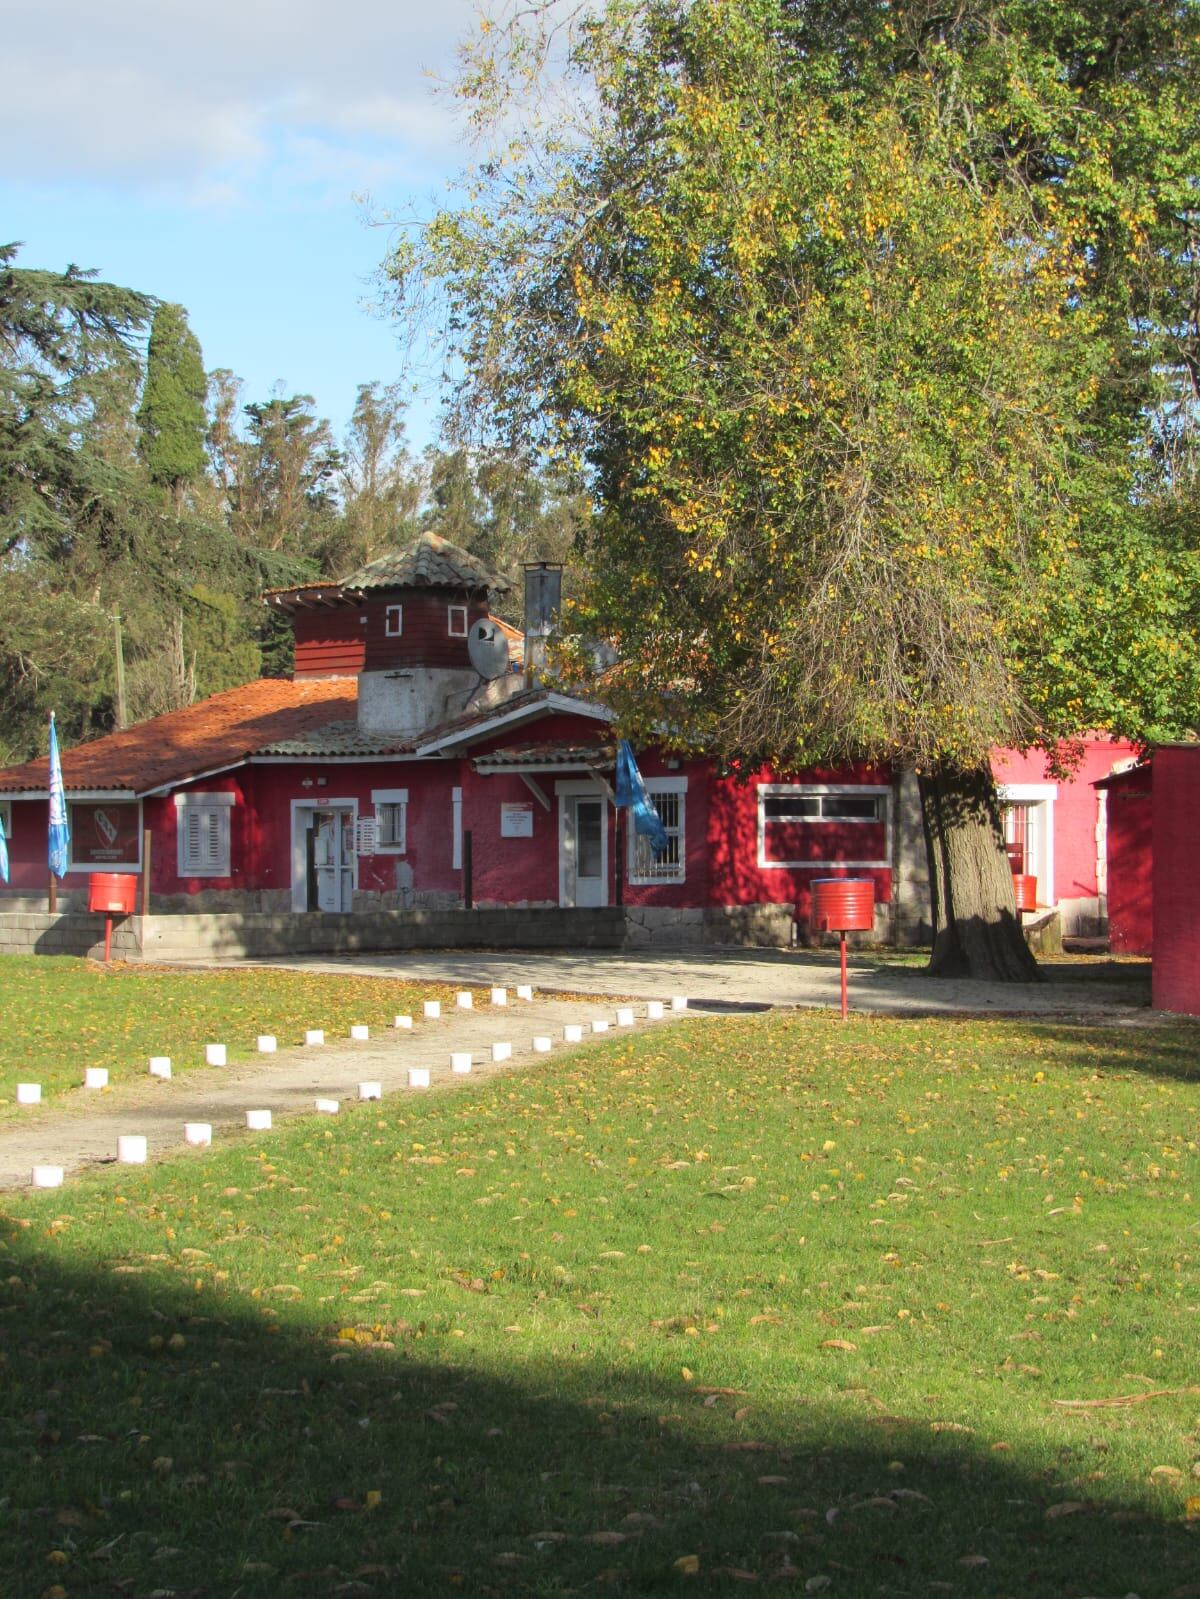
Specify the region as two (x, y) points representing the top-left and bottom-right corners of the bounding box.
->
(88, 873), (137, 914)
(1012, 873), (1038, 913)
(811, 877), (875, 933)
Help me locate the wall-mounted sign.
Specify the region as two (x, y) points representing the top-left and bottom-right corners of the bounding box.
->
(71, 802), (140, 866)
(500, 802), (534, 838)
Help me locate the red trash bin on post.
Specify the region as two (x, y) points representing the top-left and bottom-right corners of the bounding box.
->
(88, 873), (137, 963)
(1011, 873), (1038, 915)
(811, 878), (875, 1021)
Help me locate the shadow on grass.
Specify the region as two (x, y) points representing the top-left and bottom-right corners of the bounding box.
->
(1, 1239), (1195, 1598)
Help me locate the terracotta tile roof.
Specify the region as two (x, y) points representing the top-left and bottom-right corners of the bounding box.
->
(473, 741), (615, 771)
(491, 614), (525, 666)
(0, 678), (357, 796)
(340, 532), (513, 595)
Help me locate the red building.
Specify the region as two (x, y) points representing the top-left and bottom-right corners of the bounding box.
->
(1094, 763), (1153, 957)
(0, 533), (1138, 951)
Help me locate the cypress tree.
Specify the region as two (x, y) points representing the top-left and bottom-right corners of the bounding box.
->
(137, 302), (207, 505)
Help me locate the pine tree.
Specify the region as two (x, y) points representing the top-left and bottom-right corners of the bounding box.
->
(137, 302), (207, 507)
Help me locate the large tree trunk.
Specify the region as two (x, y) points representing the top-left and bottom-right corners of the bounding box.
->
(918, 763), (1041, 982)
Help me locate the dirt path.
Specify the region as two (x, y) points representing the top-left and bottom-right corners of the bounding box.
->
(0, 994), (686, 1191)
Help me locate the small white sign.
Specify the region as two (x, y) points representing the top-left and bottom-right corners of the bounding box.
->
(500, 802), (534, 838)
(355, 817), (378, 856)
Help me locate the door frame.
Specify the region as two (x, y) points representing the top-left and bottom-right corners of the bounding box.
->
(290, 798), (359, 911)
(556, 780), (609, 908)
(997, 783), (1057, 907)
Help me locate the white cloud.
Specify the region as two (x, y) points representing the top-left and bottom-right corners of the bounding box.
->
(1, 0), (481, 197)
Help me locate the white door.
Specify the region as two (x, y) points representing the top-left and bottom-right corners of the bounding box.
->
(562, 793), (607, 907)
(314, 809), (354, 912)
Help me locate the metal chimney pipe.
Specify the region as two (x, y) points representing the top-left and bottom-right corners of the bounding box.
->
(523, 561), (563, 686)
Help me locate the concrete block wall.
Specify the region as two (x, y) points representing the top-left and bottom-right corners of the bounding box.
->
(138, 907), (628, 961)
(0, 912), (142, 960)
(3, 899), (797, 963)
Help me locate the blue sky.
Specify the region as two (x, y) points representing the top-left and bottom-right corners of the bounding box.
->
(1, 0), (482, 451)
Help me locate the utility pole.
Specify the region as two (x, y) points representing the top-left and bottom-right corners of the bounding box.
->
(114, 609), (127, 730)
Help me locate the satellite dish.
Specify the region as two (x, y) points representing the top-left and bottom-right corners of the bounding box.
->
(468, 618), (510, 680)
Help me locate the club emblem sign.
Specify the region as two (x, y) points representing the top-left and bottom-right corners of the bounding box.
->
(72, 803), (140, 866)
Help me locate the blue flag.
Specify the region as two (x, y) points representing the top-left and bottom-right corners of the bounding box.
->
(48, 712), (70, 880)
(0, 809), (8, 884)
(615, 739), (668, 854)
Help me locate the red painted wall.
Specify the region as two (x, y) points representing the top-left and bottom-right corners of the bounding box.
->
(992, 740), (1139, 904)
(2, 800), (63, 894)
(293, 610), (366, 677)
(464, 767), (560, 906)
(235, 762), (465, 904)
(362, 591), (488, 672)
(1152, 747), (1200, 1015)
(1103, 769), (1153, 956)
(708, 763), (893, 922)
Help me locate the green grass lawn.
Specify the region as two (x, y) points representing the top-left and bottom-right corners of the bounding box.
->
(0, 957), (473, 1111)
(1, 1006), (1198, 1596)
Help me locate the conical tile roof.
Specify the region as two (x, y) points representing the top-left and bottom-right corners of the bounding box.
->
(340, 532), (512, 594)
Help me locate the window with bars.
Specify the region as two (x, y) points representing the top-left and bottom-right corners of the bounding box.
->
(372, 788), (408, 853)
(448, 604), (467, 637)
(176, 796), (231, 876)
(629, 784), (685, 883)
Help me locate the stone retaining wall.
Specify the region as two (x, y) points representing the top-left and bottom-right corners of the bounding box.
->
(623, 903), (795, 948)
(0, 900), (798, 961)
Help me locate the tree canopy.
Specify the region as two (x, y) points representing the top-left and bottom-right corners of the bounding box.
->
(0, 243), (585, 762)
(137, 302), (207, 502)
(395, 0), (1200, 770)
(389, 0), (1200, 977)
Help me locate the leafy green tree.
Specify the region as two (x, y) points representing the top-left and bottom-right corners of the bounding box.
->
(137, 302), (208, 508)
(0, 242), (154, 557)
(393, 0), (1200, 979)
(322, 382), (423, 575)
(232, 394), (341, 558)
(0, 248), (308, 757)
(419, 445), (589, 584)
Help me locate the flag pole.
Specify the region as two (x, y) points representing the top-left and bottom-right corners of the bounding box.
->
(47, 711), (70, 912)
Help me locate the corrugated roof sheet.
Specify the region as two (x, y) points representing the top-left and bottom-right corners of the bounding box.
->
(0, 678), (357, 796)
(256, 721), (415, 758)
(340, 532), (512, 595)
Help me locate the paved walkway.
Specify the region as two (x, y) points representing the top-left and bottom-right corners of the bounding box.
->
(175, 946), (1157, 1019)
(1, 992), (687, 1192)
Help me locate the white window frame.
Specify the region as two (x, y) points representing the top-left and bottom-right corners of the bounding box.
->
(0, 800), (10, 848)
(757, 783), (892, 870)
(174, 791), (233, 877)
(628, 776), (687, 885)
(385, 604), (403, 637)
(447, 604), (468, 638)
(372, 787), (409, 854)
